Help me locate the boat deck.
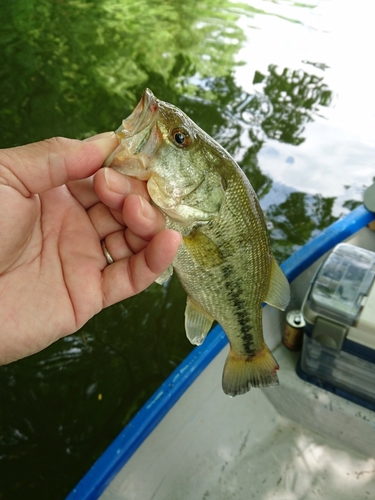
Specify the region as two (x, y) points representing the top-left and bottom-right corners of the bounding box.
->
(100, 343), (375, 500)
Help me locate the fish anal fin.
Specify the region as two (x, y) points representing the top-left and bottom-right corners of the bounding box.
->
(264, 257), (290, 311)
(185, 297), (214, 346)
(222, 344), (279, 397)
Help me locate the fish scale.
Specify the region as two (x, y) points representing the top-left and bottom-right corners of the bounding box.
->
(105, 88), (290, 396)
(176, 169), (269, 355)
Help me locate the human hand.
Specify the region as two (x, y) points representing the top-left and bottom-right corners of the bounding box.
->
(0, 134), (181, 365)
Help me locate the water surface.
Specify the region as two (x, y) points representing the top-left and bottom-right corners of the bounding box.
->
(0, 1), (374, 498)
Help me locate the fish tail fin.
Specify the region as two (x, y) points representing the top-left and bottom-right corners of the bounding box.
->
(222, 344), (279, 397)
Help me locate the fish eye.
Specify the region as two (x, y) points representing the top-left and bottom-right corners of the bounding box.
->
(171, 128), (191, 148)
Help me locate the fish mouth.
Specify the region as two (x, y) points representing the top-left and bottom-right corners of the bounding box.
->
(117, 88), (159, 141)
(103, 88), (159, 169)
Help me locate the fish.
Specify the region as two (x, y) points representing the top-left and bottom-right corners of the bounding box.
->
(104, 88), (290, 396)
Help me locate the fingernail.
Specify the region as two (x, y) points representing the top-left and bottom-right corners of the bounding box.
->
(138, 195), (157, 220)
(84, 131), (116, 142)
(103, 167), (131, 194)
(84, 132), (119, 159)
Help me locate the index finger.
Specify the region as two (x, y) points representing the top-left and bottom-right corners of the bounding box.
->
(0, 134), (118, 196)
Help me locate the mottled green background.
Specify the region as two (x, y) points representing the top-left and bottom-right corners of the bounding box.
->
(0, 0), (373, 498)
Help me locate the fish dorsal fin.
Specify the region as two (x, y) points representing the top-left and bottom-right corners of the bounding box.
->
(364, 182), (375, 212)
(185, 297), (214, 346)
(264, 257), (290, 311)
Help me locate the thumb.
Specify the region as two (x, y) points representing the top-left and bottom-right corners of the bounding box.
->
(0, 133), (119, 195)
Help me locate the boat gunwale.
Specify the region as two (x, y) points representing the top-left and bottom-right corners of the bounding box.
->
(66, 204), (375, 500)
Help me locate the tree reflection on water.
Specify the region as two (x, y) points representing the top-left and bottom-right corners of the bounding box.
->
(0, 1), (341, 498)
(180, 67), (335, 261)
(1, 0), (247, 146)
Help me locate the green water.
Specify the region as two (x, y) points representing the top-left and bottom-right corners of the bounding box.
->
(0, 0), (374, 498)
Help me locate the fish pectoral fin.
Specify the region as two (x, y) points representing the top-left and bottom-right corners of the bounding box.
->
(183, 230), (223, 268)
(264, 257), (290, 311)
(185, 297), (214, 346)
(155, 265), (173, 285)
(222, 344), (279, 397)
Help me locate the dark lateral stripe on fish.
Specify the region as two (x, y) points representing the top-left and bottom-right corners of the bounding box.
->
(221, 264), (257, 357)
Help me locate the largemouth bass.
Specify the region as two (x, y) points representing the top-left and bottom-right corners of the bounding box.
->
(105, 89), (290, 396)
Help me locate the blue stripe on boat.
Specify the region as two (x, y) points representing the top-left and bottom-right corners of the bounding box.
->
(66, 204), (375, 500)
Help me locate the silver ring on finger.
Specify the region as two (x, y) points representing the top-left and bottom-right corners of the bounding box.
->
(101, 240), (114, 265)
